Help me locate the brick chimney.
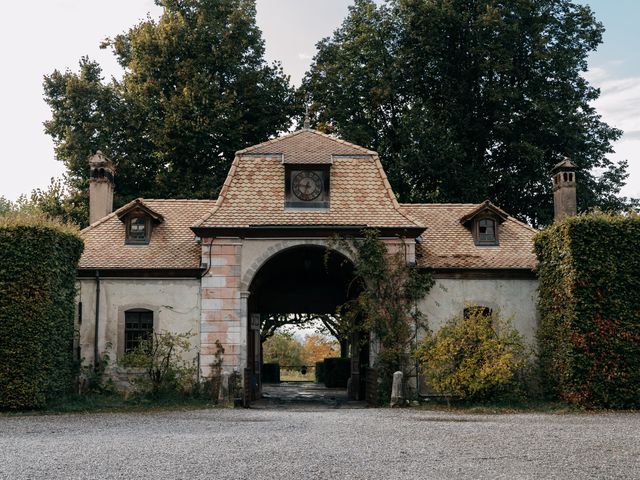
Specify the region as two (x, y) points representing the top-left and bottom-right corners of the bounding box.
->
(88, 151), (115, 224)
(551, 158), (577, 222)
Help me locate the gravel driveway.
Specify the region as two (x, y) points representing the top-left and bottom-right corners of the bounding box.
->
(1, 407), (638, 479)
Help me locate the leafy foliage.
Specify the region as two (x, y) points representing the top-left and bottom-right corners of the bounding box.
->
(302, 334), (339, 365)
(303, 0), (633, 226)
(43, 0), (296, 226)
(0, 215), (84, 409)
(535, 212), (640, 408)
(119, 330), (197, 396)
(262, 332), (304, 366)
(261, 313), (348, 357)
(0, 180), (86, 226)
(417, 308), (529, 401)
(331, 229), (434, 400)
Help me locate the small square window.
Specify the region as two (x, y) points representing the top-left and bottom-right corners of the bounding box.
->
(476, 218), (498, 245)
(126, 215), (150, 244)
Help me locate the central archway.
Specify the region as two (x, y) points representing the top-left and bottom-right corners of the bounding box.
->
(245, 245), (368, 405)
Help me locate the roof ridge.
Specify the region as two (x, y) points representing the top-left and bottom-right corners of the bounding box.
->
(506, 216), (539, 233)
(80, 198), (142, 234)
(192, 155), (241, 228)
(402, 203), (480, 207)
(236, 128), (377, 155)
(371, 154), (424, 229)
(141, 198), (217, 202)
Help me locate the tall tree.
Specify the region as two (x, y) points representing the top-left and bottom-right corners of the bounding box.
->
(303, 0), (633, 226)
(44, 0), (295, 226)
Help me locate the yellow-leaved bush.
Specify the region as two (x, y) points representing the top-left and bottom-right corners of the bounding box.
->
(417, 309), (529, 401)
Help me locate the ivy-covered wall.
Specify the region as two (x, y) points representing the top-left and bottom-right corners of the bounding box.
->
(0, 215), (83, 409)
(535, 212), (640, 408)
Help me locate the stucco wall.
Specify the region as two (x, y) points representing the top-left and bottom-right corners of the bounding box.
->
(418, 277), (539, 344)
(77, 278), (201, 366)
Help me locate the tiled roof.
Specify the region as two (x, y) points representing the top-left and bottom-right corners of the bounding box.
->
(402, 204), (537, 270)
(237, 128), (375, 164)
(79, 199), (216, 270)
(79, 130), (536, 272)
(196, 130), (422, 229)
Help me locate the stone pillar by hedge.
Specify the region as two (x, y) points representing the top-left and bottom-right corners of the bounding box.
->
(535, 212), (640, 408)
(0, 215), (83, 409)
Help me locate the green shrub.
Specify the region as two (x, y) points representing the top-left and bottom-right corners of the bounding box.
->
(535, 212), (640, 408)
(119, 330), (197, 396)
(0, 213), (83, 409)
(417, 309), (529, 401)
(323, 357), (351, 388)
(330, 229), (433, 402)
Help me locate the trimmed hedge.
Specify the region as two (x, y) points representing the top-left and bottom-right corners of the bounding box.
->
(0, 214), (83, 409)
(261, 363), (280, 384)
(535, 212), (640, 408)
(315, 361), (325, 384)
(323, 357), (351, 388)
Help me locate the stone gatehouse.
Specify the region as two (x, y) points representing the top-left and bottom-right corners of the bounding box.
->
(77, 128), (570, 402)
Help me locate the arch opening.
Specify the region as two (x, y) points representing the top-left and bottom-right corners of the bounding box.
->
(245, 245), (368, 405)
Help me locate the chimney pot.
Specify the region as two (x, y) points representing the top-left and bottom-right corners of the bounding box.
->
(88, 151), (115, 224)
(551, 157), (577, 222)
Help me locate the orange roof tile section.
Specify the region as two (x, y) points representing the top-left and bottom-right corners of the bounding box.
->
(197, 130), (421, 229)
(79, 199), (216, 270)
(403, 204), (537, 270)
(238, 128), (376, 163)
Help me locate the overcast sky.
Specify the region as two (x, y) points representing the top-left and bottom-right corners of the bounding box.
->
(1, 0), (638, 201)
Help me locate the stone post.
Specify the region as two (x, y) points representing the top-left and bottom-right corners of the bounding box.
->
(390, 371), (404, 407)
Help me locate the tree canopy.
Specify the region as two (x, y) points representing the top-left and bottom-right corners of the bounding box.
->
(44, 0), (295, 226)
(303, 0), (633, 226)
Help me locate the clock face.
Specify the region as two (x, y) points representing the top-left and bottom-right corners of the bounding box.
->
(292, 171), (323, 201)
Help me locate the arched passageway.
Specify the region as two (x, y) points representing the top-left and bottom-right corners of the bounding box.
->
(246, 245), (368, 405)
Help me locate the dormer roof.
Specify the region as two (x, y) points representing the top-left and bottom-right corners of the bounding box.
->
(459, 200), (509, 227)
(116, 198), (165, 224)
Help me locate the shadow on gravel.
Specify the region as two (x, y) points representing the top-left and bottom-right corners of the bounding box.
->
(410, 416), (482, 423)
(253, 382), (366, 410)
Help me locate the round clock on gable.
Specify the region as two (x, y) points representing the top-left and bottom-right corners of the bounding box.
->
(292, 171), (323, 201)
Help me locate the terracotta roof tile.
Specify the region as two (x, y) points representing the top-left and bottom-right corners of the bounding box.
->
(402, 204), (537, 270)
(79, 199), (216, 270)
(238, 129), (375, 163)
(196, 130), (421, 229)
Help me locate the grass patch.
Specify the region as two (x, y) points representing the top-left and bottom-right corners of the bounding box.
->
(2, 393), (220, 416)
(414, 397), (575, 414)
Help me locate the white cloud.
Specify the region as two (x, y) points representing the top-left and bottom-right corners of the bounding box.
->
(584, 68), (640, 199)
(297, 53), (313, 60)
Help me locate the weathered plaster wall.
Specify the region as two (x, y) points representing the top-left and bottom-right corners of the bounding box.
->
(77, 278), (200, 365)
(418, 277), (539, 344)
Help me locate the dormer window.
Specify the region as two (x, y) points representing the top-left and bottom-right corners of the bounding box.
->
(477, 218), (497, 245)
(116, 199), (164, 245)
(126, 214), (150, 244)
(459, 200), (507, 247)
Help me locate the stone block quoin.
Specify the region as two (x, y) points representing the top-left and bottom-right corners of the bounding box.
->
(200, 238), (242, 377)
